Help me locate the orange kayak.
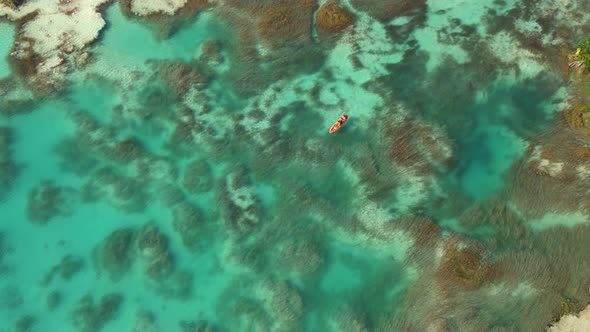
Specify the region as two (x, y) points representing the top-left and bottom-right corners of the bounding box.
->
(329, 114), (349, 134)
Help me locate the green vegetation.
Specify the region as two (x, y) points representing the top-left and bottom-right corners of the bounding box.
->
(578, 35), (590, 68)
(0, 0), (24, 8)
(559, 297), (578, 316)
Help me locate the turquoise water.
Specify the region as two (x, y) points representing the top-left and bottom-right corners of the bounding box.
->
(2, 1), (590, 331)
(0, 22), (14, 79)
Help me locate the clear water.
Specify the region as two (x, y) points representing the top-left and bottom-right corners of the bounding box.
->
(1, 1), (590, 331)
(0, 22), (14, 79)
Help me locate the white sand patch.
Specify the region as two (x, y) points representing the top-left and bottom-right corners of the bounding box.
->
(131, 0), (188, 16)
(37, 55), (63, 73)
(350, 201), (415, 259)
(487, 282), (537, 300)
(576, 165), (590, 180)
(537, 159), (564, 177)
(396, 174), (426, 210)
(488, 31), (545, 78)
(526, 0), (590, 46)
(529, 211), (589, 231)
(548, 304), (590, 332)
(319, 87), (340, 105)
(394, 171), (440, 214)
(427, 0), (515, 32)
(528, 145), (564, 177)
(24, 5), (105, 56)
(529, 145), (543, 161)
(389, 16), (412, 26)
(413, 26), (469, 71)
(1, 0), (110, 87)
(1, 0), (109, 56)
(514, 18), (542, 37)
(332, 15), (406, 78)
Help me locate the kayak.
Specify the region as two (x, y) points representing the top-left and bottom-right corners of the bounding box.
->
(329, 114), (349, 134)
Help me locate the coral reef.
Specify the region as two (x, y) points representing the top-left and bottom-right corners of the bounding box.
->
(82, 167), (147, 213)
(153, 270), (193, 299)
(217, 165), (262, 237)
(435, 244), (498, 289)
(213, 0), (325, 97)
(136, 223), (175, 280)
(254, 1), (316, 50)
(119, 0), (214, 38)
(26, 180), (77, 224)
(179, 320), (216, 332)
(129, 156), (178, 183)
(157, 183), (186, 207)
(172, 201), (205, 250)
(0, 285), (22, 309)
(2, 0), (590, 330)
(54, 138), (101, 177)
(97, 228), (136, 280)
(273, 238), (324, 278)
(504, 119), (590, 219)
(46, 291), (61, 311)
(71, 293), (123, 332)
(199, 40), (224, 66)
(1, 0), (111, 95)
(15, 314), (35, 332)
(219, 279), (304, 331)
(0, 127), (18, 201)
(103, 136), (148, 164)
(0, 232), (8, 274)
(42, 255), (84, 285)
(266, 281), (304, 330)
(350, 0), (427, 23)
(315, 1), (354, 36)
(132, 311), (159, 332)
(182, 159), (214, 194)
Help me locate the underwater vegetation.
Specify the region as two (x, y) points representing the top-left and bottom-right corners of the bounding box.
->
(1, 0), (590, 331)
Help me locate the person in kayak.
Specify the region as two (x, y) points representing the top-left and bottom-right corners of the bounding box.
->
(329, 114), (349, 134)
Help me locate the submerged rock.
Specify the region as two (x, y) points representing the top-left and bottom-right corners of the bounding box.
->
(136, 223), (175, 280)
(132, 311), (159, 332)
(436, 245), (498, 289)
(71, 293), (123, 332)
(315, 1), (354, 35)
(274, 239), (324, 277)
(42, 255), (84, 285)
(350, 0), (427, 23)
(200, 40), (224, 66)
(98, 228), (136, 280)
(217, 165), (263, 237)
(26, 181), (77, 224)
(47, 291), (61, 311)
(179, 320), (216, 332)
(0, 127), (19, 201)
(182, 159), (214, 194)
(2, 0), (111, 96)
(82, 167), (147, 213)
(172, 201), (205, 250)
(154, 270), (193, 300)
(15, 314), (35, 332)
(155, 60), (210, 99)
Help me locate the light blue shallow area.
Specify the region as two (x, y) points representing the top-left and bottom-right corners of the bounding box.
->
(0, 96), (234, 330)
(0, 1), (577, 331)
(0, 21), (14, 79)
(101, 5), (226, 63)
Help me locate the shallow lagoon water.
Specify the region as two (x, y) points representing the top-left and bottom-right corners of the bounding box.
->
(1, 1), (590, 331)
(0, 22), (13, 79)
